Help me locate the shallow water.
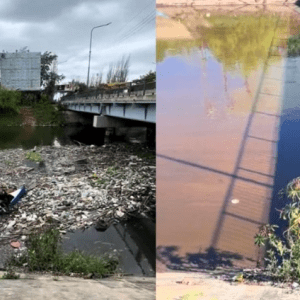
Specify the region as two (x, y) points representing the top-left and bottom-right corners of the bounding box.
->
(0, 121), (104, 150)
(0, 113), (153, 150)
(157, 7), (300, 269)
(61, 218), (155, 276)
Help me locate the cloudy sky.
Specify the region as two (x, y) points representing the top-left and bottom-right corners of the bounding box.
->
(0, 0), (155, 84)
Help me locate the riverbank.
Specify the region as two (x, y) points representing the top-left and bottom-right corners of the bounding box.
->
(0, 272), (155, 300)
(0, 143), (155, 273)
(157, 270), (300, 300)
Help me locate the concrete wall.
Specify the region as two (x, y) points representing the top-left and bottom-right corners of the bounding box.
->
(0, 52), (41, 91)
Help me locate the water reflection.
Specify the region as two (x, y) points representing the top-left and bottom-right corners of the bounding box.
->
(61, 218), (155, 276)
(287, 34), (300, 57)
(0, 123), (104, 150)
(269, 56), (300, 239)
(157, 8), (299, 269)
(0, 114), (154, 149)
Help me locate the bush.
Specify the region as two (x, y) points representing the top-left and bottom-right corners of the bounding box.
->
(0, 87), (22, 114)
(58, 251), (118, 276)
(288, 35), (300, 57)
(255, 177), (300, 281)
(26, 151), (43, 162)
(1, 268), (20, 279)
(32, 94), (66, 126)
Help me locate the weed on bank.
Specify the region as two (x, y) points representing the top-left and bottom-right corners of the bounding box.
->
(6, 226), (118, 278)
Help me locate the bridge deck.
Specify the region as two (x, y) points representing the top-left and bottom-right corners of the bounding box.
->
(62, 89), (156, 123)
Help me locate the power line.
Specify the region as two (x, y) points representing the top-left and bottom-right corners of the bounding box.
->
(88, 3), (155, 78)
(118, 17), (155, 45)
(104, 11), (154, 53)
(115, 0), (154, 40)
(117, 12), (155, 45)
(113, 10), (155, 45)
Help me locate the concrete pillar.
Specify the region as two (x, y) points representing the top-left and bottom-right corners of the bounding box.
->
(64, 111), (93, 125)
(104, 127), (116, 143)
(93, 115), (126, 128)
(146, 125), (156, 147)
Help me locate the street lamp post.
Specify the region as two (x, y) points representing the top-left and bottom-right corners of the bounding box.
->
(87, 22), (111, 88)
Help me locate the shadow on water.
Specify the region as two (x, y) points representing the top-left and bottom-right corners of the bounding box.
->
(156, 245), (250, 273)
(156, 43), (282, 267)
(61, 217), (155, 276)
(157, 154), (273, 189)
(269, 56), (300, 238)
(156, 8), (300, 270)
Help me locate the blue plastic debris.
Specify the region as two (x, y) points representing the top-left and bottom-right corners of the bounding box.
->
(9, 185), (26, 207)
(156, 10), (169, 18)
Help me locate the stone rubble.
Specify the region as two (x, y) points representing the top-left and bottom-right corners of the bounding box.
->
(0, 143), (155, 243)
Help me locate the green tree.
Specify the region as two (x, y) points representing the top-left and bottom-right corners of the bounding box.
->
(0, 87), (22, 114)
(139, 71), (156, 82)
(41, 51), (65, 99)
(70, 79), (88, 93)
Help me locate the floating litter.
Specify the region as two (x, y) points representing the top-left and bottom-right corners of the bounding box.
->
(231, 199), (239, 204)
(10, 185), (26, 207)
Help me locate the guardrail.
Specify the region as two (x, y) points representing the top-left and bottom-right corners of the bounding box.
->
(61, 80), (156, 102)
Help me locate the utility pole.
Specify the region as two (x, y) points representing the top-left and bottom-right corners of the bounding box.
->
(87, 22), (112, 88)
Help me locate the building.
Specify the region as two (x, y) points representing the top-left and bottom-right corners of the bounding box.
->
(53, 82), (77, 102)
(0, 51), (41, 91)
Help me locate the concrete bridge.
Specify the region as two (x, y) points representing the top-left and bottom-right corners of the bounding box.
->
(60, 81), (156, 129)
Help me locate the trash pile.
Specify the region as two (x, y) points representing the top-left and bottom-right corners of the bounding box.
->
(0, 143), (155, 242)
(0, 189), (13, 214)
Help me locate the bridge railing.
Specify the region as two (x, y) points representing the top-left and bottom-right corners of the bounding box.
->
(61, 80), (156, 102)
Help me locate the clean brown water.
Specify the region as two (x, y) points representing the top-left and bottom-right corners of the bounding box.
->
(157, 6), (300, 269)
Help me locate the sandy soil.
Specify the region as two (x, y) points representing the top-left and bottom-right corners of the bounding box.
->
(157, 16), (193, 40)
(157, 272), (300, 300)
(156, 0), (297, 5)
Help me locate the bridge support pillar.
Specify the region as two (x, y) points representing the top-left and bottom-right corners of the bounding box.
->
(93, 115), (126, 128)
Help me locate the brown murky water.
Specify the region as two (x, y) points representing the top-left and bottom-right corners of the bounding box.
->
(157, 5), (300, 269)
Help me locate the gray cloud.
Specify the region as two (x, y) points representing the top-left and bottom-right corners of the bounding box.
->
(0, 0), (155, 83)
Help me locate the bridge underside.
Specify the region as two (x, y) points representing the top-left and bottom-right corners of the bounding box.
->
(64, 102), (155, 126)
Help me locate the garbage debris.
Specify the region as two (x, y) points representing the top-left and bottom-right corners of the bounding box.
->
(0, 143), (155, 244)
(0, 189), (13, 214)
(9, 185), (26, 207)
(10, 241), (21, 248)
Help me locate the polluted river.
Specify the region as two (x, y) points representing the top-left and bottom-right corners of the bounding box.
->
(157, 4), (300, 271)
(0, 112), (155, 277)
